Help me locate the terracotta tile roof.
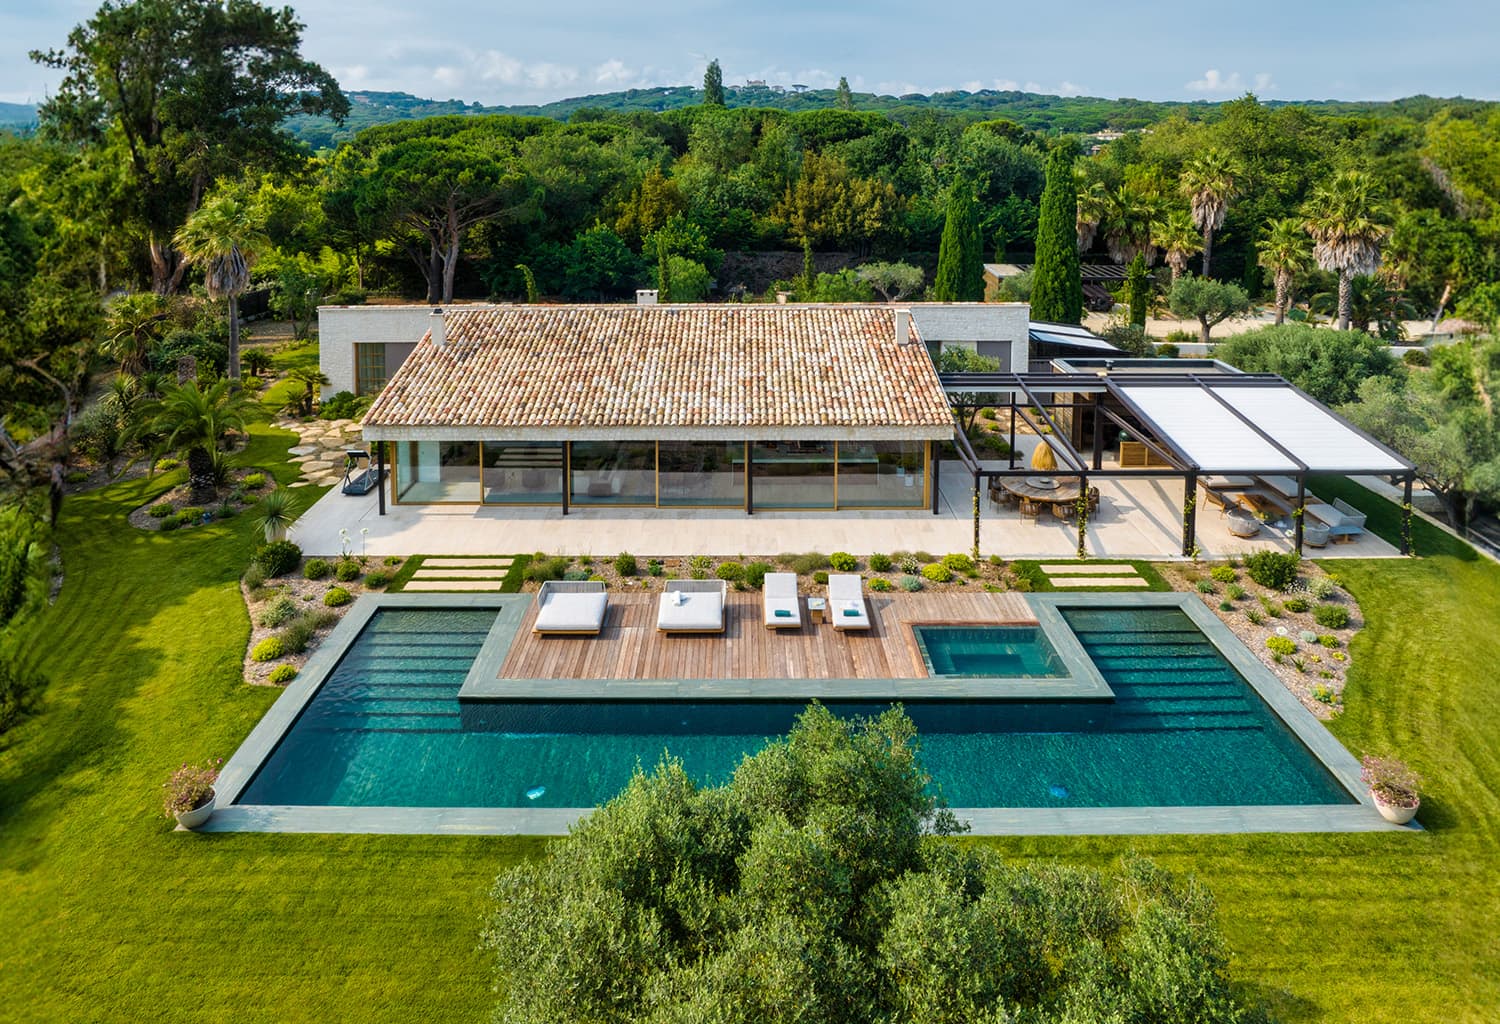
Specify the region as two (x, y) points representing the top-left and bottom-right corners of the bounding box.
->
(362, 305), (954, 434)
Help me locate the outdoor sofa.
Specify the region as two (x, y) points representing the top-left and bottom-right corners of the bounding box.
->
(657, 579), (728, 633)
(827, 574), (871, 631)
(532, 580), (609, 635)
(1305, 497), (1367, 541)
(762, 572), (802, 629)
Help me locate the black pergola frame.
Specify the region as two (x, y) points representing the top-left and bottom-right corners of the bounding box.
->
(937, 370), (1417, 557)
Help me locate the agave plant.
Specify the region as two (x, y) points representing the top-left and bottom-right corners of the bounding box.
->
(252, 489), (298, 543)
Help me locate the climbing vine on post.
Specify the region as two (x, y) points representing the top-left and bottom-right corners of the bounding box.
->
(1075, 494), (1089, 559)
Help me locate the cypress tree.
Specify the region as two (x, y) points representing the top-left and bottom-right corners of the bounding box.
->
(703, 60), (724, 107)
(932, 189), (983, 302)
(1031, 146), (1084, 323)
(1125, 253), (1149, 328)
(835, 76), (852, 110)
(801, 237), (815, 298)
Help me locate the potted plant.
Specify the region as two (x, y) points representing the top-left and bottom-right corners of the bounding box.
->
(252, 489), (296, 543)
(163, 758), (222, 829)
(1361, 754), (1421, 824)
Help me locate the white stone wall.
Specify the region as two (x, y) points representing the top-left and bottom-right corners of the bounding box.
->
(908, 302), (1030, 370)
(317, 305), (443, 393)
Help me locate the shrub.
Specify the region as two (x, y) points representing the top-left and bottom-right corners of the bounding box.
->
(148, 503), (174, 519)
(1209, 566), (1237, 583)
(921, 563), (952, 583)
(742, 562), (770, 589)
(614, 552), (637, 577)
(898, 574), (923, 592)
(268, 664), (298, 685)
(790, 552), (830, 575)
(364, 571), (391, 589)
(215, 502), (237, 520)
(1311, 683), (1336, 705)
(303, 558), (332, 580)
(243, 562), (266, 591)
(1224, 583), (1246, 601)
(868, 553), (893, 573)
(1266, 635), (1297, 656)
(715, 562), (744, 582)
(1308, 576), (1337, 600)
(1218, 600), (1234, 611)
(383, 555), (401, 566)
(869, 578), (892, 592)
(580, 556), (594, 566)
(162, 759), (220, 817)
(829, 551), (858, 572)
(1313, 603), (1350, 629)
(278, 609), (336, 654)
(155, 457), (181, 471)
(912, 550), (936, 563)
(323, 586), (352, 607)
(251, 636), (285, 662)
(941, 553), (974, 572)
(1195, 580), (1215, 594)
(1258, 595), (1283, 617)
(334, 559), (361, 582)
(563, 570), (593, 582)
(647, 559), (665, 577)
(1317, 634), (1341, 648)
(689, 554), (714, 571)
(1361, 755), (1420, 806)
(897, 553), (921, 575)
(1246, 608), (1265, 625)
(525, 557), (570, 583)
(1283, 597), (1309, 613)
(588, 574), (607, 583)
(255, 540), (302, 578)
(158, 515), (182, 532)
(1245, 550), (1300, 591)
(812, 570), (830, 585)
(242, 473), (266, 490)
(259, 596), (299, 628)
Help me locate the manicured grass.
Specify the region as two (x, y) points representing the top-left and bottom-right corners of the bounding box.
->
(4, 439), (1498, 1021)
(1011, 557), (1171, 592)
(385, 554), (530, 592)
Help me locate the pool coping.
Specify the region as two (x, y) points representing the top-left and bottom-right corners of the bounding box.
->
(205, 592), (1413, 836)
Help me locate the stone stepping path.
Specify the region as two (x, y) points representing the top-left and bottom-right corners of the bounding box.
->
(1040, 561), (1151, 590)
(1049, 576), (1151, 589)
(403, 580), (510, 592)
(1037, 563), (1138, 575)
(399, 556), (515, 592)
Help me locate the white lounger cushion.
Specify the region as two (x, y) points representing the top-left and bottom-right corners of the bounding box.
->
(657, 590), (723, 631)
(534, 591), (608, 632)
(827, 574), (871, 629)
(763, 572), (801, 627)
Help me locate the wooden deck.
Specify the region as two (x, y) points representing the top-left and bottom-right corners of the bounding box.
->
(497, 590), (1035, 681)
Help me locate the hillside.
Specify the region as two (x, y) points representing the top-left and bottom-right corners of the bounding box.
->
(0, 101), (37, 130)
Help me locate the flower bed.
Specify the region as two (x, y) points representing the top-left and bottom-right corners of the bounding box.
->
(128, 467), (277, 532)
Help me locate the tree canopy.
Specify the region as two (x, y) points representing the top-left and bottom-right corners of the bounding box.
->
(1213, 323), (1398, 405)
(1030, 146), (1083, 323)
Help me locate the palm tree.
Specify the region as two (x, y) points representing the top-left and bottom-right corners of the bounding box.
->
(1075, 179), (1109, 252)
(1303, 171), (1390, 331)
(140, 380), (252, 503)
(100, 293), (173, 376)
(286, 367), (332, 418)
(1151, 210), (1202, 282)
(1180, 150), (1239, 279)
(1101, 171), (1168, 266)
(1256, 218), (1314, 325)
(173, 195), (270, 384)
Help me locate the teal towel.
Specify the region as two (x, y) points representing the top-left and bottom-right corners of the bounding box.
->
(774, 609), (792, 618)
(843, 608), (860, 617)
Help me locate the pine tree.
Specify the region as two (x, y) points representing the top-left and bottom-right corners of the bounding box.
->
(835, 76), (852, 110)
(932, 189), (983, 302)
(1031, 146), (1084, 323)
(703, 60), (725, 107)
(1125, 253), (1149, 328)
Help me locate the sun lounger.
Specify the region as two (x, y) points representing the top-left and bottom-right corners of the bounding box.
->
(762, 572), (801, 629)
(657, 579), (727, 633)
(532, 580), (608, 635)
(827, 574), (871, 631)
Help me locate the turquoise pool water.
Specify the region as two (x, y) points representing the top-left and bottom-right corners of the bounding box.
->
(911, 624), (1066, 678)
(237, 606), (1354, 809)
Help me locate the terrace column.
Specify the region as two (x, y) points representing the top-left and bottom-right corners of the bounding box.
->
(1401, 473), (1415, 555)
(931, 447), (941, 515)
(561, 442), (570, 516)
(745, 442), (753, 515)
(972, 473), (981, 558)
(1182, 470), (1198, 557)
(1294, 475), (1306, 554)
(1008, 398), (1017, 470)
(1091, 393), (1104, 471)
(376, 442), (386, 516)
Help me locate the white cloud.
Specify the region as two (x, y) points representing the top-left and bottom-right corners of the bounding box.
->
(1253, 71), (1277, 93)
(1186, 69), (1245, 94)
(1056, 80), (1084, 97)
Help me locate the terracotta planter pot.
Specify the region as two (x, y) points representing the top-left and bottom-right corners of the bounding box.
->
(1373, 792), (1418, 825)
(174, 792), (217, 830)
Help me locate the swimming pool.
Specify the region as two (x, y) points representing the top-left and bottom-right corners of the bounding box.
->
(232, 600), (1356, 814)
(911, 624), (1067, 679)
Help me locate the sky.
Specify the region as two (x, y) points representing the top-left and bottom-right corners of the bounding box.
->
(4, 0), (1499, 108)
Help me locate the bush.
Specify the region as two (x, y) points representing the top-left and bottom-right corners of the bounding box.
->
(1317, 634), (1342, 648)
(897, 553), (921, 575)
(829, 551), (858, 572)
(158, 515), (182, 532)
(868, 553), (893, 573)
(334, 559), (361, 582)
(255, 540), (302, 578)
(564, 570), (593, 582)
(215, 501), (237, 519)
(921, 563), (953, 583)
(525, 556), (571, 583)
(736, 562), (766, 589)
(812, 570), (830, 585)
(323, 587), (352, 607)
(614, 552), (637, 577)
(383, 555), (401, 566)
(1313, 603), (1351, 629)
(1246, 608), (1265, 625)
(688, 554), (713, 571)
(1402, 347), (1431, 367)
(303, 558), (332, 580)
(154, 457), (181, 471)
(790, 552), (830, 575)
(1218, 600), (1233, 611)
(279, 609), (337, 654)
(243, 562), (266, 591)
(1209, 566), (1237, 583)
(869, 578), (892, 592)
(1283, 597), (1310, 613)
(259, 596), (299, 628)
(715, 562), (744, 582)
(149, 503), (174, 519)
(1245, 551), (1300, 591)
(268, 664), (298, 685)
(317, 390), (373, 421)
(1224, 583), (1246, 601)
(1258, 595), (1283, 617)
(364, 571), (391, 589)
(1195, 580), (1215, 594)
(242, 473), (266, 490)
(1266, 635), (1298, 656)
(898, 574), (923, 592)
(647, 559), (664, 577)
(251, 636), (285, 662)
(941, 553), (974, 573)
(1308, 576), (1337, 600)
(161, 759), (220, 817)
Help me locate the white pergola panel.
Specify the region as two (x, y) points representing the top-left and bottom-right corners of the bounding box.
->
(1116, 385), (1300, 473)
(1211, 385), (1408, 473)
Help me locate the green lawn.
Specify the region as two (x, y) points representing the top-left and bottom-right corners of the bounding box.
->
(3, 452), (1498, 1021)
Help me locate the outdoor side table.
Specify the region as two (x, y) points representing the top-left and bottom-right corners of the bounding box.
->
(807, 597), (827, 625)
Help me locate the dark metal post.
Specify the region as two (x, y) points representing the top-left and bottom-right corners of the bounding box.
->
(1182, 470), (1198, 556)
(931, 444), (941, 515)
(1401, 473), (1414, 555)
(1008, 397), (1017, 470)
(376, 441), (386, 516)
(1090, 393), (1104, 471)
(745, 441), (753, 515)
(972, 472), (981, 558)
(561, 442), (570, 516)
(1294, 474), (1305, 554)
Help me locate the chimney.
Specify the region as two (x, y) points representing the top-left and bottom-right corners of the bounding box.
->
(894, 308), (912, 346)
(429, 307), (445, 348)
(635, 289), (659, 306)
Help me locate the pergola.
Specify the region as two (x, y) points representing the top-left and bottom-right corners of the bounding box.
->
(935, 366), (1416, 558)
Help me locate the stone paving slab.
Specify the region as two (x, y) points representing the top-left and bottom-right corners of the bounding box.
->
(402, 580), (507, 592)
(421, 558), (515, 567)
(1038, 563), (1141, 575)
(410, 570), (513, 580)
(1048, 576), (1152, 588)
(288, 445), (318, 456)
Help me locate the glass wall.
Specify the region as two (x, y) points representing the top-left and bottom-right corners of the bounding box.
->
(657, 441), (745, 507)
(570, 441), (656, 505)
(751, 441), (835, 509)
(481, 442), (563, 504)
(394, 441), (480, 503)
(836, 441), (927, 508)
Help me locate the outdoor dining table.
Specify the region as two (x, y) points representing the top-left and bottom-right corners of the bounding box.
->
(998, 475), (1083, 509)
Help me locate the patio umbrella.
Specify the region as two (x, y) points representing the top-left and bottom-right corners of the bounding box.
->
(1030, 439), (1058, 472)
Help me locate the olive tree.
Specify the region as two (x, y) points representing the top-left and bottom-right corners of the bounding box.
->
(1167, 274), (1252, 345)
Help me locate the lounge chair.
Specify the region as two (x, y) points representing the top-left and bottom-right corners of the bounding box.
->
(762, 572), (801, 629)
(657, 579), (727, 633)
(827, 574), (871, 631)
(532, 580), (608, 635)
